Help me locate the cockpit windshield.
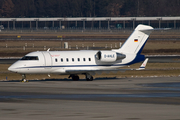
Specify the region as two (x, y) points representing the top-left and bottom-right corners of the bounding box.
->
(21, 56), (39, 60)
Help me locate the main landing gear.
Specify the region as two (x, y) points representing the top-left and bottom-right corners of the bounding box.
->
(69, 73), (93, 81)
(69, 74), (80, 81)
(85, 73), (93, 81)
(21, 74), (28, 82)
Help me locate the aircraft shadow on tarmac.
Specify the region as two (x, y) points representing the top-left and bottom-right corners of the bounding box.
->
(1, 77), (119, 82)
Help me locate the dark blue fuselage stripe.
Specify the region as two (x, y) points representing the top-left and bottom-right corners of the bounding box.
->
(16, 64), (124, 69)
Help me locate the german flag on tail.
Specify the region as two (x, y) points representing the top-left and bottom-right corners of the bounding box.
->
(134, 39), (138, 42)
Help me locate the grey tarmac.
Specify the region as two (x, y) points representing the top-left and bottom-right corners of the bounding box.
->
(0, 77), (180, 120)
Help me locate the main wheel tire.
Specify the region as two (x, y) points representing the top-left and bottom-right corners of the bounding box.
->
(72, 75), (79, 81)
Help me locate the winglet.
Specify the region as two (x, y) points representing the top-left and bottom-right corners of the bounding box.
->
(136, 58), (149, 70)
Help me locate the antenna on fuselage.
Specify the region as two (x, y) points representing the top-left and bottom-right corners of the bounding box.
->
(47, 48), (50, 52)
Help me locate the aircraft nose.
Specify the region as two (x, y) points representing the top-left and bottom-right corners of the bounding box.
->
(8, 66), (17, 73)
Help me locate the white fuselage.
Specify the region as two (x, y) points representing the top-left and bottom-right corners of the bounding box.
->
(8, 50), (137, 75)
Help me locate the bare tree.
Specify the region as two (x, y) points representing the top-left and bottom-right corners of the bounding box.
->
(0, 0), (14, 17)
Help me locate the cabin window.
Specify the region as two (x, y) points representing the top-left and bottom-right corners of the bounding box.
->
(55, 58), (58, 62)
(78, 58), (80, 62)
(21, 56), (39, 60)
(61, 58), (63, 62)
(72, 58), (74, 62)
(89, 58), (91, 61)
(66, 58), (69, 62)
(83, 58), (86, 61)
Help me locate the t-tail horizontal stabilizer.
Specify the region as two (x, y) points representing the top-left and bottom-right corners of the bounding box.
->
(136, 58), (149, 70)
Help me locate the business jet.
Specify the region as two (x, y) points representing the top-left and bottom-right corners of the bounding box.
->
(8, 24), (153, 82)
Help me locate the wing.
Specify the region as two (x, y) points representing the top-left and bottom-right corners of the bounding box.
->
(65, 58), (149, 74)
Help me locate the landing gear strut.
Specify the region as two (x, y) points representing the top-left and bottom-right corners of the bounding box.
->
(69, 74), (79, 81)
(85, 73), (93, 81)
(21, 74), (28, 82)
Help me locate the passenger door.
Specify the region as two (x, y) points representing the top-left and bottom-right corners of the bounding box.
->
(42, 52), (52, 69)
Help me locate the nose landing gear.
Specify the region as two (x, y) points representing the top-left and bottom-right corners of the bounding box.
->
(21, 74), (28, 82)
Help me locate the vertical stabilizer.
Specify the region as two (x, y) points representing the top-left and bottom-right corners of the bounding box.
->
(119, 24), (153, 54)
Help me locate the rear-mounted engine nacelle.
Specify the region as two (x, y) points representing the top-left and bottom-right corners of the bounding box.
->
(95, 51), (126, 62)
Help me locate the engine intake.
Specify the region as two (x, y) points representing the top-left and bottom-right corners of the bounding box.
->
(95, 51), (126, 62)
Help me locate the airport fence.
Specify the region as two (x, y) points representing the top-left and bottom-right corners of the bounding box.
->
(1, 27), (180, 34)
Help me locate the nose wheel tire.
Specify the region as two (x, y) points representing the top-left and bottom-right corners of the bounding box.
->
(22, 79), (28, 82)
